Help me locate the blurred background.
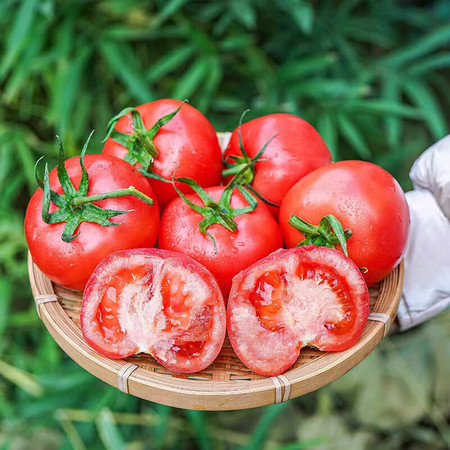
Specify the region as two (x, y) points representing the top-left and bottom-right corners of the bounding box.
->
(1, 0), (449, 448)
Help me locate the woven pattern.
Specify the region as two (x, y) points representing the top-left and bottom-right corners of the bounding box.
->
(54, 282), (381, 382)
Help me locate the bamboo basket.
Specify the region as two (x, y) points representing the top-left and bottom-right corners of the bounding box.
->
(27, 132), (405, 410)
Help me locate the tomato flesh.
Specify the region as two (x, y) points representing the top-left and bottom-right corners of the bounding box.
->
(81, 249), (226, 373)
(249, 271), (286, 332)
(227, 246), (369, 376)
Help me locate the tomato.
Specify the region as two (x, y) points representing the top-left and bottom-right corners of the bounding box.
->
(102, 99), (223, 209)
(81, 249), (226, 373)
(279, 160), (410, 286)
(25, 154), (159, 290)
(223, 113), (331, 215)
(158, 186), (283, 295)
(227, 246), (369, 376)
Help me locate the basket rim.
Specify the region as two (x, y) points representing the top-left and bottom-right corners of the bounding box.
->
(28, 251), (403, 410)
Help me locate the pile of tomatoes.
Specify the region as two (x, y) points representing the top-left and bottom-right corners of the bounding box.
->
(25, 99), (410, 377)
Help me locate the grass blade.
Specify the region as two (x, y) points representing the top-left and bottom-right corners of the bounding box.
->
(100, 41), (154, 103)
(246, 403), (289, 450)
(0, 359), (44, 397)
(316, 113), (339, 160)
(185, 410), (212, 450)
(96, 408), (125, 450)
(338, 114), (372, 159)
(381, 24), (450, 68)
(172, 58), (208, 99)
(403, 79), (447, 140)
(0, 0), (40, 78)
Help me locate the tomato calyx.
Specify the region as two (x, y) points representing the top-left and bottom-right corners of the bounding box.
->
(289, 214), (352, 257)
(35, 132), (154, 243)
(102, 101), (186, 175)
(222, 110), (278, 208)
(172, 166), (258, 252)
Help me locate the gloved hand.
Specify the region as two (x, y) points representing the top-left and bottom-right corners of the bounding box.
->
(398, 135), (450, 330)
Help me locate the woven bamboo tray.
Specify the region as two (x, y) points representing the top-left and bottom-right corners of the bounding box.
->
(28, 253), (403, 411)
(27, 132), (404, 410)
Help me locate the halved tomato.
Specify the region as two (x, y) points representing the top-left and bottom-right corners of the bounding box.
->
(227, 245), (369, 376)
(81, 249), (226, 373)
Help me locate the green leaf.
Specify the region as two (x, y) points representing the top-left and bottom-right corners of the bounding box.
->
(100, 42), (154, 103)
(403, 80), (447, 140)
(408, 52), (450, 76)
(172, 58), (208, 99)
(381, 24), (450, 68)
(337, 114), (372, 159)
(96, 408), (125, 450)
(230, 0), (256, 29)
(343, 99), (423, 119)
(316, 114), (339, 160)
(154, 0), (189, 26)
(153, 405), (172, 448)
(55, 45), (92, 137)
(0, 0), (40, 78)
(290, 79), (368, 99)
(279, 54), (336, 81)
(185, 410), (212, 450)
(382, 77), (403, 150)
(0, 278), (11, 339)
(3, 18), (47, 102)
(146, 45), (195, 83)
(246, 403), (288, 450)
(277, 0), (315, 34)
(0, 359), (44, 397)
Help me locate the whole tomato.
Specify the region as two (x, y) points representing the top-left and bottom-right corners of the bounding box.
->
(279, 161), (410, 286)
(223, 113), (331, 215)
(25, 138), (160, 290)
(158, 184), (283, 295)
(102, 99), (223, 209)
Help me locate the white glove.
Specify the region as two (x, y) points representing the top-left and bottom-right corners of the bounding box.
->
(398, 135), (450, 330)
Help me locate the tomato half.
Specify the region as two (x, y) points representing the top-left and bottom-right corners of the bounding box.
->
(102, 99), (223, 209)
(227, 246), (369, 376)
(158, 186), (283, 295)
(279, 160), (410, 286)
(223, 113), (331, 215)
(25, 155), (160, 290)
(81, 249), (226, 373)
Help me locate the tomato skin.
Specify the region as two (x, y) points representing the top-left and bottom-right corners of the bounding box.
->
(102, 99), (223, 210)
(81, 248), (226, 373)
(158, 186), (283, 295)
(227, 246), (369, 376)
(223, 113), (331, 215)
(279, 160), (410, 286)
(25, 155), (160, 291)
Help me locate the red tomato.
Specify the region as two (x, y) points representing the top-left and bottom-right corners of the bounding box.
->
(81, 248), (226, 373)
(223, 113), (331, 215)
(279, 161), (410, 286)
(25, 155), (160, 290)
(227, 246), (369, 376)
(102, 99), (223, 209)
(158, 186), (283, 295)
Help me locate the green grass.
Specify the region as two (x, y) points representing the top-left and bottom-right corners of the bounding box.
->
(1, 0), (449, 448)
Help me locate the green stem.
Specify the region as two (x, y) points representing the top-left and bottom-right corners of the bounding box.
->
(71, 186), (154, 208)
(222, 163), (249, 178)
(289, 214), (352, 257)
(134, 131), (158, 159)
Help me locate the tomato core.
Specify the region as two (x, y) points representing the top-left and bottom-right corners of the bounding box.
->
(247, 263), (356, 340)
